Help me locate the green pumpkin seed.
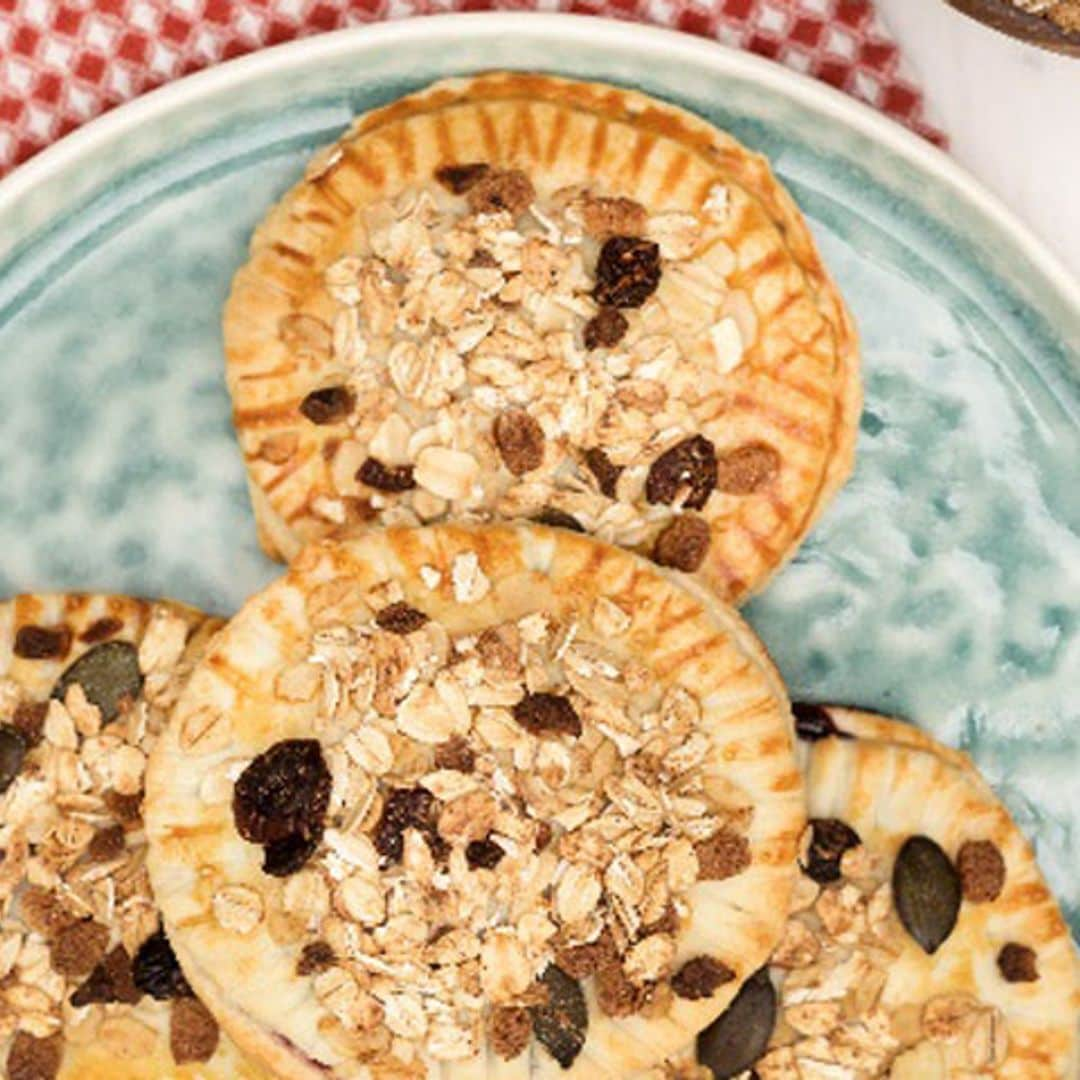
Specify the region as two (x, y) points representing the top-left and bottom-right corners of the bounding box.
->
(0, 725), (28, 794)
(893, 835), (961, 954)
(530, 965), (587, 1069)
(696, 967), (776, 1079)
(52, 641), (143, 724)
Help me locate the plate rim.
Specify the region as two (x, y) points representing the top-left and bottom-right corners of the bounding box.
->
(0, 12), (1077, 316)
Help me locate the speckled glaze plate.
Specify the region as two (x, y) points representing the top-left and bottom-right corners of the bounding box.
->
(0, 15), (1077, 934)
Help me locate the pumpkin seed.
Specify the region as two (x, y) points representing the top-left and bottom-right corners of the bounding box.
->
(696, 967), (776, 1079)
(530, 965), (587, 1069)
(52, 641), (143, 724)
(0, 725), (28, 794)
(893, 835), (961, 954)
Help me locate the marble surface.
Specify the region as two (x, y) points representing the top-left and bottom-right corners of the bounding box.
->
(880, 0), (1080, 281)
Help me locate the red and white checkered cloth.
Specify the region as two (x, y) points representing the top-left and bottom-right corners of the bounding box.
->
(0, 0), (945, 178)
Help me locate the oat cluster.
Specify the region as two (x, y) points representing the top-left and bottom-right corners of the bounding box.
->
(265, 162), (781, 575)
(0, 608), (220, 1077)
(221, 563), (755, 1070)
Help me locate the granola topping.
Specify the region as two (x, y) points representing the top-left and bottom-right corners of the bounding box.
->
(239, 587), (755, 1068)
(279, 169), (770, 571)
(0, 606), (222, 1069)
(747, 825), (1016, 1079)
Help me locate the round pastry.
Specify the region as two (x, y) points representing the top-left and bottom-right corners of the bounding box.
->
(224, 72), (860, 603)
(145, 523), (805, 1077)
(0, 593), (267, 1079)
(663, 707), (1079, 1080)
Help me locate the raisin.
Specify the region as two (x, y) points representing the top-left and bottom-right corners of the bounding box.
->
(512, 693), (582, 738)
(80, 616), (124, 644)
(298, 385), (354, 425)
(532, 508), (584, 533)
(466, 169), (535, 216)
(262, 832), (320, 877)
(671, 956), (735, 1000)
(434, 738), (475, 773)
(695, 828), (751, 881)
(373, 787), (438, 864)
(493, 408), (545, 475)
(70, 945), (140, 1007)
(170, 996), (220, 1065)
(357, 457), (416, 492)
(652, 514), (711, 572)
(435, 162), (491, 194)
(13, 625), (72, 660)
(534, 821), (554, 852)
(297, 940), (335, 976)
(375, 602), (429, 635)
(0, 725), (28, 794)
(715, 443), (780, 495)
(804, 819), (861, 884)
(956, 840), (1006, 903)
(468, 248), (499, 268)
(11, 703), (46, 748)
(583, 307), (629, 350)
(489, 1005), (531, 1061)
(997, 943), (1038, 983)
(792, 702), (852, 742)
(52, 641), (143, 724)
(530, 966), (588, 1068)
(645, 436), (718, 510)
(7, 1032), (62, 1080)
(87, 824), (126, 863)
(104, 788), (143, 826)
(233, 739), (331, 846)
(593, 236), (661, 308)
(133, 928), (193, 1000)
(581, 195), (647, 238)
(466, 837), (505, 870)
(584, 447), (623, 498)
(50, 920), (108, 977)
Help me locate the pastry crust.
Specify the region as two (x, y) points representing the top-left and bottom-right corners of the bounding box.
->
(0, 593), (267, 1079)
(667, 708), (1079, 1080)
(146, 524), (805, 1077)
(225, 72), (860, 603)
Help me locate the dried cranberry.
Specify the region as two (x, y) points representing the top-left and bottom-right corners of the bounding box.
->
(297, 940), (335, 976)
(13, 625), (72, 660)
(375, 603), (429, 635)
(262, 832), (320, 877)
(133, 929), (192, 1001)
(298, 386), (354, 425)
(671, 956), (734, 1000)
(373, 787), (439, 864)
(645, 436), (717, 510)
(593, 236), (661, 309)
(233, 739), (330, 847)
(512, 693), (582, 738)
(584, 448), (623, 498)
(803, 819), (861, 884)
(435, 162), (491, 194)
(356, 457), (416, 493)
(80, 616), (124, 643)
(466, 837), (505, 870)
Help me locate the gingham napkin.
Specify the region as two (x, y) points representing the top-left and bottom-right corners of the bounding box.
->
(0, 0), (945, 177)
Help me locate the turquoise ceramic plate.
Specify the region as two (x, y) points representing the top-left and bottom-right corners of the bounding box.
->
(0, 15), (1076, 932)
